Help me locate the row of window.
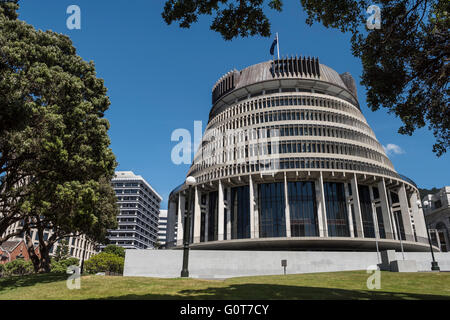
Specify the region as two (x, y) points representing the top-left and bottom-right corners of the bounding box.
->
(210, 108), (372, 139)
(196, 140), (387, 174)
(201, 124), (383, 152)
(117, 195), (160, 213)
(113, 182), (161, 205)
(117, 210), (159, 233)
(115, 188), (160, 209)
(192, 157), (398, 184)
(210, 94), (361, 126)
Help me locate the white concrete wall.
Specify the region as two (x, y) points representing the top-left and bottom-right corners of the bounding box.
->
(397, 252), (450, 272)
(124, 249), (450, 279)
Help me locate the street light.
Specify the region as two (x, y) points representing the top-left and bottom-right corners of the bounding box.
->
(181, 176), (196, 278)
(417, 199), (440, 271)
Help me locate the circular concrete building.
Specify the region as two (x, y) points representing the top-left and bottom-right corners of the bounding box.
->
(167, 57), (433, 252)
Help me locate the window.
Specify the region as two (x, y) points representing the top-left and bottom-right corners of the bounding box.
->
(288, 181), (318, 237)
(230, 186), (250, 239)
(359, 185), (375, 238)
(324, 182), (350, 237)
(258, 183), (286, 238)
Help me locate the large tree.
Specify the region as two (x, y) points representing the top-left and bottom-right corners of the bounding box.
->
(162, 0), (449, 156)
(0, 2), (119, 272)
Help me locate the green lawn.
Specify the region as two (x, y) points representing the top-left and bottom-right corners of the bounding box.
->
(0, 271), (449, 300)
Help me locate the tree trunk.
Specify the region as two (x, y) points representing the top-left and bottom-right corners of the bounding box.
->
(24, 229), (41, 273)
(38, 243), (51, 273)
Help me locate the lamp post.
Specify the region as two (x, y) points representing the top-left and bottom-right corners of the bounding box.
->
(417, 200), (440, 271)
(181, 176), (196, 278)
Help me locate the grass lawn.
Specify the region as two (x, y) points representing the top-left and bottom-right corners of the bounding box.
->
(0, 271), (449, 300)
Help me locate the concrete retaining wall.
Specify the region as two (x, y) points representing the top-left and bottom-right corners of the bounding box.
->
(124, 250), (450, 279)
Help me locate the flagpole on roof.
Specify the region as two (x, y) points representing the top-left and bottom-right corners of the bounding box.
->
(276, 32), (280, 60)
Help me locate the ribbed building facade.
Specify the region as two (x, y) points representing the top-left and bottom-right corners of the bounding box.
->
(167, 57), (433, 252)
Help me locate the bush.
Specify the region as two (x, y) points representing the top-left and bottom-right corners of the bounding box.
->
(102, 244), (125, 258)
(0, 263), (4, 277)
(84, 252), (124, 274)
(50, 257), (80, 274)
(3, 259), (34, 276)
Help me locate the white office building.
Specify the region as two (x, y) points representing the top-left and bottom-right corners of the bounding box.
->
(109, 171), (162, 249)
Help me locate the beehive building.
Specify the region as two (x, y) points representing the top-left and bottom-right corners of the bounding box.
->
(167, 57), (430, 252)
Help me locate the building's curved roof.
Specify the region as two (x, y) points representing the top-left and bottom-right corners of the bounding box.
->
(233, 61), (348, 90)
(211, 57), (358, 106)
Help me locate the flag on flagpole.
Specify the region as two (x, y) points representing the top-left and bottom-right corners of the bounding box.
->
(270, 37), (278, 56)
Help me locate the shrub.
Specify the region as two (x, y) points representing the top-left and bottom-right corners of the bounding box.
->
(102, 244), (125, 258)
(0, 263), (4, 277)
(4, 259), (34, 276)
(50, 257), (80, 274)
(84, 252), (124, 274)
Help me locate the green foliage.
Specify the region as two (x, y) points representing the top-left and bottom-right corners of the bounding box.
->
(84, 252), (124, 274)
(0, 2), (119, 271)
(162, 0), (283, 40)
(162, 0), (449, 155)
(103, 244), (125, 258)
(50, 257), (80, 274)
(54, 240), (70, 262)
(418, 187), (441, 200)
(0, 263), (4, 276)
(3, 259), (34, 276)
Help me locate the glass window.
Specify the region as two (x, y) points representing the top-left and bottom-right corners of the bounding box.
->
(375, 206), (386, 239)
(372, 187), (380, 199)
(288, 182), (318, 237)
(393, 210), (406, 240)
(258, 183), (286, 238)
(358, 185), (375, 238)
(208, 192), (219, 242)
(324, 182), (350, 237)
(231, 186), (250, 239)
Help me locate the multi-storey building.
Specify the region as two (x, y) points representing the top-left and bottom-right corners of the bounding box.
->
(157, 210), (168, 248)
(423, 186), (450, 252)
(109, 171), (162, 249)
(167, 57), (434, 252)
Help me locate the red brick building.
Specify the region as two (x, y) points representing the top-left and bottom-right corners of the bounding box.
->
(0, 240), (39, 264)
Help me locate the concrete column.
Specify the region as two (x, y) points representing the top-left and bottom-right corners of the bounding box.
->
(284, 173), (291, 238)
(369, 186), (380, 238)
(350, 173), (364, 238)
(377, 179), (394, 239)
(410, 191), (428, 241)
(344, 182), (355, 238)
(249, 175), (256, 238)
(253, 178), (259, 239)
(398, 183), (414, 240)
(193, 186), (201, 244)
(315, 172), (328, 237)
(176, 194), (185, 246)
(226, 187), (232, 240)
(387, 189), (399, 240)
(218, 180), (225, 241)
(204, 193), (209, 242)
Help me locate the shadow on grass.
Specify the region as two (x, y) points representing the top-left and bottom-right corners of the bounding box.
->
(101, 283), (450, 300)
(0, 273), (67, 292)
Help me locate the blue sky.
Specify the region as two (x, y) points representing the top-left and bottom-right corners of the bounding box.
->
(18, 0), (449, 208)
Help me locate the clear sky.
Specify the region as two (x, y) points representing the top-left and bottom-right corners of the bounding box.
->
(17, 0), (449, 208)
